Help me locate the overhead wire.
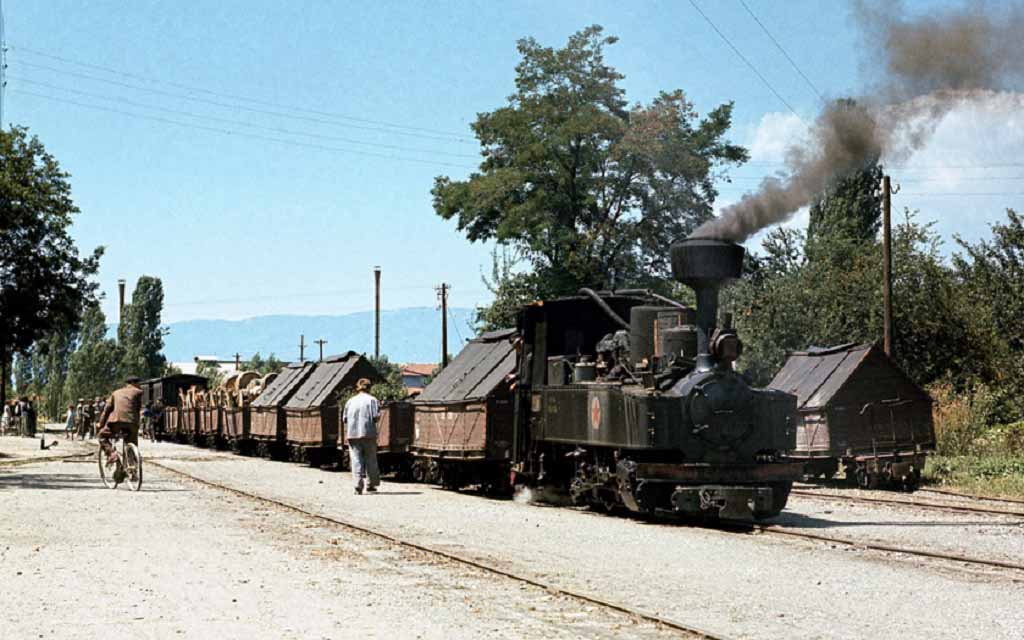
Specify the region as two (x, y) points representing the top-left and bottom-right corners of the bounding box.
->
(13, 58), (474, 145)
(8, 43), (475, 142)
(10, 88), (478, 170)
(737, 0), (824, 102)
(8, 75), (479, 159)
(687, 0), (799, 117)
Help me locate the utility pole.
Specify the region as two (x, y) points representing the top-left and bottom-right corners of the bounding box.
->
(374, 266), (381, 361)
(315, 339), (327, 362)
(298, 334), (306, 363)
(882, 175), (895, 358)
(436, 283), (449, 369)
(1, 0), (8, 128)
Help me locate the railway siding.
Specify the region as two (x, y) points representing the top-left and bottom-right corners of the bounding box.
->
(142, 440), (1024, 640)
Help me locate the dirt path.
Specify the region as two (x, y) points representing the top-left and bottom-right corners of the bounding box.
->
(0, 458), (686, 640)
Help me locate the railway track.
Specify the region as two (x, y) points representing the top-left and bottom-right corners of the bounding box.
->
(790, 488), (1024, 518)
(917, 487), (1024, 506)
(149, 460), (726, 640)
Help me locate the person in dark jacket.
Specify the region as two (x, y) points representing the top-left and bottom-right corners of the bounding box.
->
(98, 377), (144, 465)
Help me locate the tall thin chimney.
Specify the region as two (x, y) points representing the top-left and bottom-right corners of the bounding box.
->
(117, 279), (126, 323)
(374, 266), (381, 361)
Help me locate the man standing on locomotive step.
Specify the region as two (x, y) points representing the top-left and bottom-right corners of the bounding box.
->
(98, 376), (144, 466)
(343, 378), (381, 495)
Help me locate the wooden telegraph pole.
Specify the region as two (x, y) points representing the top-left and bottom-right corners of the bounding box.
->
(436, 283), (449, 369)
(374, 266), (381, 361)
(882, 175), (894, 357)
(298, 334), (306, 363)
(315, 339), (327, 362)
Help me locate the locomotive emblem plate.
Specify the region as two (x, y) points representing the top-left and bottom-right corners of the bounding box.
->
(590, 396), (601, 431)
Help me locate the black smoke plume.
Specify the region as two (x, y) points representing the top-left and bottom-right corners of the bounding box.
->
(691, 1), (1024, 243)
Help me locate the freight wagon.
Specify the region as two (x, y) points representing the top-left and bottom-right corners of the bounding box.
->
(769, 343), (935, 489)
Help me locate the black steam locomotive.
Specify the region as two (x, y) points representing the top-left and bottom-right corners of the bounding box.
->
(511, 238), (802, 519)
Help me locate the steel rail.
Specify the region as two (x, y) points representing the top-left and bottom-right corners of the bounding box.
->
(149, 460), (727, 640)
(751, 523), (1024, 573)
(917, 487), (1024, 505)
(0, 450), (94, 467)
(790, 489), (1024, 518)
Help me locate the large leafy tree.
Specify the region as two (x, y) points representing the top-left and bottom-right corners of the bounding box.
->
(65, 304), (123, 403)
(117, 276), (167, 379)
(31, 324), (78, 419)
(952, 209), (1024, 419)
(0, 126), (103, 404)
(433, 26), (747, 327)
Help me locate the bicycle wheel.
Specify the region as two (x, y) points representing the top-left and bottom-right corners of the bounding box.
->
(124, 443), (143, 492)
(98, 448), (117, 489)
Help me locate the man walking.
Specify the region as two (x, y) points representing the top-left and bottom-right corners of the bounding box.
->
(343, 378), (381, 495)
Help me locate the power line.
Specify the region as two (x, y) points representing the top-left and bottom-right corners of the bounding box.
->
(163, 285), (489, 308)
(737, 0), (824, 102)
(687, 0), (799, 117)
(12, 58), (474, 145)
(8, 75), (479, 159)
(722, 175), (1024, 182)
(9, 43), (475, 142)
(11, 88), (477, 169)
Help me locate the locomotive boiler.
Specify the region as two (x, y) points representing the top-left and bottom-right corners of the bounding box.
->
(513, 238), (802, 519)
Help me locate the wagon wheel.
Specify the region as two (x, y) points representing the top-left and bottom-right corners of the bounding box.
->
(856, 467), (878, 490)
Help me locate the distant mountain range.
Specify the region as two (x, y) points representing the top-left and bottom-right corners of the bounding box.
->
(156, 307), (477, 365)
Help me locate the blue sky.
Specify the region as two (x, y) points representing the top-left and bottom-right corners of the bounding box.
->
(5, 0), (1021, 323)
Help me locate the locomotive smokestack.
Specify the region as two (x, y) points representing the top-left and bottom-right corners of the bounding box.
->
(670, 238), (744, 371)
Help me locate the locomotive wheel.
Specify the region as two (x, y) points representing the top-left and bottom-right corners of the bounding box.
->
(856, 468), (879, 490)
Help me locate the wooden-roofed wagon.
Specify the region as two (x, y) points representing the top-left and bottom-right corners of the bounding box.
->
(769, 342), (935, 490)
(250, 362), (315, 459)
(282, 352), (382, 466)
(222, 371), (274, 454)
(411, 329), (517, 492)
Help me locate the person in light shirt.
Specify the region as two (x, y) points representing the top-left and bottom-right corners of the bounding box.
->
(343, 378), (381, 495)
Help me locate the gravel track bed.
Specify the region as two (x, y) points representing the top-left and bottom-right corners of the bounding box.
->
(0, 458), (688, 639)
(141, 441), (1024, 639)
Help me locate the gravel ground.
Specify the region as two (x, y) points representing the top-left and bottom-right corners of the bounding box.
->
(0, 457), (689, 640)
(137, 440), (1024, 639)
(0, 432), (93, 463)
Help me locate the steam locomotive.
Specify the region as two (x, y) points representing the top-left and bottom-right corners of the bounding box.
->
(510, 238), (803, 519)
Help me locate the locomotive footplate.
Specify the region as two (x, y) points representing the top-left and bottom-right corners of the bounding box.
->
(670, 485), (773, 520)
(634, 461), (805, 483)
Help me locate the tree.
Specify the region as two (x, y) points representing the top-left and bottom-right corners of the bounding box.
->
(65, 304), (123, 403)
(433, 25), (747, 315)
(243, 352), (286, 375)
(196, 360), (226, 389)
(367, 356), (408, 402)
(952, 209), (1024, 419)
(806, 160), (883, 251)
(14, 348), (34, 396)
(475, 246), (541, 331)
(0, 126), (103, 404)
(34, 324), (78, 419)
(118, 276), (167, 379)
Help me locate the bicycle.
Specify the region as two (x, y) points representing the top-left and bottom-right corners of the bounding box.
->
(98, 433), (143, 491)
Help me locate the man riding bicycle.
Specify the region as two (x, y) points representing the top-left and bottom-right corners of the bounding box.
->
(99, 376), (144, 467)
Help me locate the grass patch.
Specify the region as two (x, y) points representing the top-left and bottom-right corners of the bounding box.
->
(924, 455), (1024, 499)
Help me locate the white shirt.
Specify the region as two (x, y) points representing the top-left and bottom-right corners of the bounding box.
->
(343, 392), (380, 440)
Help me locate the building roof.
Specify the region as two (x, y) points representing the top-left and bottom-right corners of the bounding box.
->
(251, 361), (315, 408)
(401, 363), (436, 377)
(283, 352), (381, 410)
(769, 342), (929, 410)
(415, 329), (516, 403)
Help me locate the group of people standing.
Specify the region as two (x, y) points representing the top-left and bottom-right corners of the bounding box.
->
(1, 398), (38, 437)
(63, 397), (109, 440)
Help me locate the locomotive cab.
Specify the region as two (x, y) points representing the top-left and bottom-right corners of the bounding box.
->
(513, 238), (801, 520)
